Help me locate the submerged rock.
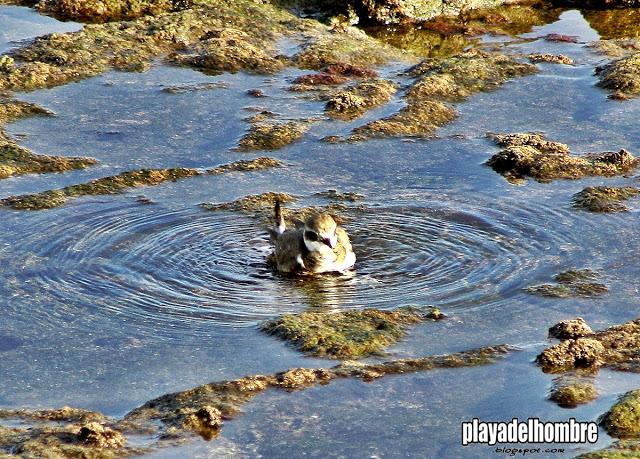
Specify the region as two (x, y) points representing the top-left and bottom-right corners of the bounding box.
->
(525, 269), (608, 298)
(260, 306), (444, 359)
(599, 389), (640, 439)
(326, 79), (397, 120)
(537, 317), (640, 373)
(572, 186), (640, 213)
(77, 422), (125, 448)
(487, 133), (637, 182)
(549, 376), (597, 408)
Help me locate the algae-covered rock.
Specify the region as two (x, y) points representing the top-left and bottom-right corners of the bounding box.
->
(237, 120), (308, 151)
(583, 11), (640, 41)
(352, 0), (510, 25)
(0, 140), (97, 181)
(487, 133), (638, 182)
(549, 376), (597, 408)
(2, 168), (200, 210)
(207, 157), (282, 174)
(350, 50), (534, 139)
(549, 318), (593, 340)
(326, 79), (397, 119)
(36, 0), (180, 23)
(596, 53), (640, 100)
(538, 317), (640, 374)
(201, 191), (298, 213)
(0, 344), (511, 452)
(526, 269), (608, 298)
(260, 306), (444, 359)
(577, 441), (640, 459)
(536, 338), (605, 373)
(573, 186), (640, 213)
(599, 389), (640, 439)
(528, 53), (574, 65)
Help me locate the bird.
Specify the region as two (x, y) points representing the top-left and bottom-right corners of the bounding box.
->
(268, 199), (356, 274)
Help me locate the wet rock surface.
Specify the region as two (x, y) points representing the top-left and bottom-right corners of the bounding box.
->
(1, 157), (282, 210)
(572, 186), (640, 212)
(537, 317), (640, 373)
(326, 79), (397, 119)
(596, 52), (640, 100)
(525, 269), (608, 298)
(528, 53), (574, 65)
(260, 306), (444, 359)
(487, 133), (638, 182)
(0, 100), (97, 180)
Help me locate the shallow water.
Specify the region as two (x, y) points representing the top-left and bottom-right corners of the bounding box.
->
(1, 6), (640, 458)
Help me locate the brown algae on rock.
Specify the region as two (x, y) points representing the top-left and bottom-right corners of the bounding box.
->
(536, 338), (605, 373)
(207, 157), (282, 174)
(2, 168), (200, 210)
(0, 100), (97, 180)
(325, 79), (397, 119)
(549, 318), (594, 340)
(122, 344), (512, 441)
(596, 53), (640, 100)
(2, 156), (284, 210)
(537, 317), (640, 373)
(237, 120), (308, 151)
(260, 306), (444, 359)
(599, 389), (640, 439)
(549, 375), (597, 408)
(572, 186), (640, 213)
(0, 407), (137, 458)
(487, 133), (638, 182)
(576, 440), (640, 459)
(35, 0), (182, 23)
(528, 53), (574, 65)
(525, 269), (608, 298)
(350, 50), (535, 139)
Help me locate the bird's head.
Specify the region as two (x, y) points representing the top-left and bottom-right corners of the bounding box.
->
(303, 213), (338, 252)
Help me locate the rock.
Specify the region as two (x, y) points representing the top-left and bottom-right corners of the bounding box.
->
(549, 318), (594, 340)
(536, 338), (605, 373)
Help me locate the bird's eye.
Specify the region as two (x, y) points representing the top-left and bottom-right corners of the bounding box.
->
(305, 230), (318, 241)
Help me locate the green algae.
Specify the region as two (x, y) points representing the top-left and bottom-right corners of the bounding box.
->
(549, 376), (597, 408)
(599, 389), (640, 439)
(537, 317), (640, 374)
(487, 133), (638, 182)
(572, 186), (640, 213)
(525, 269), (608, 298)
(325, 78), (397, 120)
(260, 306), (444, 359)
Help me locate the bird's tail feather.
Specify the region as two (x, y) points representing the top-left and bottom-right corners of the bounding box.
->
(274, 198), (285, 235)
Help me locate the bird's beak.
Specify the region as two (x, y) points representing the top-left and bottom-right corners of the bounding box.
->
(324, 237), (336, 249)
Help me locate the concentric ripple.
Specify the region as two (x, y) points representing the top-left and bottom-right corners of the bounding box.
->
(1, 197), (605, 340)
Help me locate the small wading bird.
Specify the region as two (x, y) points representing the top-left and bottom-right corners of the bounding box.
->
(268, 199), (356, 274)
